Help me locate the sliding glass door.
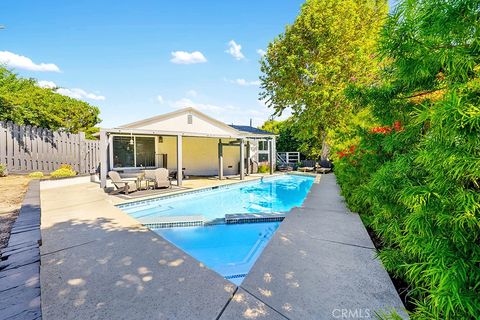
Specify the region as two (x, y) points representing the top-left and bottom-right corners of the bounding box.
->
(112, 136), (156, 168)
(135, 137), (156, 167)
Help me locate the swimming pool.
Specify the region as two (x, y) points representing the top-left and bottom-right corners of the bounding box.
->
(121, 174), (314, 222)
(119, 174), (314, 284)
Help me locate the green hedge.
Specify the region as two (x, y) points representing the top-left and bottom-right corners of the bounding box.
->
(333, 0), (480, 318)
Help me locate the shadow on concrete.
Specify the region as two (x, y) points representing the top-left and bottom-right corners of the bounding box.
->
(40, 217), (237, 320)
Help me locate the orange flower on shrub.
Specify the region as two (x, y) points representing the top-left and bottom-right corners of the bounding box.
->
(371, 121), (403, 134)
(337, 145), (357, 159)
(393, 121), (404, 132)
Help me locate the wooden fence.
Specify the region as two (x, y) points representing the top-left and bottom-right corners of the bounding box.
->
(0, 121), (100, 174)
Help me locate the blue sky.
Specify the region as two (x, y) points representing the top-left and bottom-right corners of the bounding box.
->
(1, 0), (395, 128)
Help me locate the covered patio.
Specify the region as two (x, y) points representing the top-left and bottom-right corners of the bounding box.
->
(99, 107), (276, 189)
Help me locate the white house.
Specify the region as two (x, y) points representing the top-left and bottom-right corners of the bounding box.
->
(99, 107), (276, 188)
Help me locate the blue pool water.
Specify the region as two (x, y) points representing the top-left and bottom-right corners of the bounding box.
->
(119, 174), (314, 284)
(122, 175), (314, 222)
(155, 222), (280, 285)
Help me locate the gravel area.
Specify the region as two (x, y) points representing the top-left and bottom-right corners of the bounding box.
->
(0, 175), (32, 251)
(0, 209), (19, 251)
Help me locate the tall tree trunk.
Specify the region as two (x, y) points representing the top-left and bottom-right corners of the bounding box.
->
(320, 131), (330, 160)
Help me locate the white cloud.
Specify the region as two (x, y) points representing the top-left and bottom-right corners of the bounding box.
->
(56, 88), (105, 101)
(0, 51), (60, 72)
(186, 89), (198, 97)
(37, 80), (57, 89)
(157, 95), (164, 104)
(170, 51), (207, 64)
(36, 80), (105, 101)
(256, 49), (266, 56)
(227, 78), (261, 86)
(225, 40), (245, 60)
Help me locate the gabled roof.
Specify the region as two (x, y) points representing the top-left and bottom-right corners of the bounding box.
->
(229, 125), (275, 136)
(113, 107), (275, 138)
(118, 107), (239, 133)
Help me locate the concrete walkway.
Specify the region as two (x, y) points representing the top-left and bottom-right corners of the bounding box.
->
(39, 174), (407, 319)
(40, 182), (235, 320)
(226, 174), (408, 319)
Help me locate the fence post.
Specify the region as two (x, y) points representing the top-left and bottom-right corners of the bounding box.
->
(0, 121), (6, 165)
(78, 132), (86, 174)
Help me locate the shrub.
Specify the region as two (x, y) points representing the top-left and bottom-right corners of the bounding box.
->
(50, 166), (76, 178)
(59, 164), (74, 171)
(0, 163), (7, 177)
(258, 163), (270, 173)
(333, 0), (480, 318)
(28, 171), (44, 178)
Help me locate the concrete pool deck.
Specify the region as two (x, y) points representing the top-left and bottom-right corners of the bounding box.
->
(39, 174), (407, 319)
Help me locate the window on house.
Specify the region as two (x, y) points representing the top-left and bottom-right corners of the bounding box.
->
(258, 153), (269, 162)
(112, 136), (156, 168)
(187, 114), (193, 124)
(258, 140), (269, 151)
(112, 136), (134, 168)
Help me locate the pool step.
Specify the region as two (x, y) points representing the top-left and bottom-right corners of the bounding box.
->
(225, 213), (286, 224)
(140, 215), (205, 229)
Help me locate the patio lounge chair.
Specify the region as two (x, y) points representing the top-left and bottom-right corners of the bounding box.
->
(297, 160), (314, 172)
(277, 164), (293, 172)
(145, 168), (171, 189)
(315, 159), (334, 174)
(108, 171), (138, 195)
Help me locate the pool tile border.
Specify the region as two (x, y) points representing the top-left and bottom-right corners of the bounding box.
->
(145, 221), (204, 229)
(225, 214), (286, 224)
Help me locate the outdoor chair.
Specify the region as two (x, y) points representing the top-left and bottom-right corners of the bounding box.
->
(298, 160), (316, 172)
(108, 171), (138, 195)
(315, 159), (334, 174)
(169, 169), (188, 180)
(145, 168), (171, 189)
(277, 164), (293, 172)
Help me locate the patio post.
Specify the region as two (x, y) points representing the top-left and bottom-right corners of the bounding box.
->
(246, 140), (251, 175)
(99, 130), (108, 188)
(269, 139), (274, 175)
(218, 139), (223, 180)
(176, 134), (182, 186)
(240, 139), (245, 180)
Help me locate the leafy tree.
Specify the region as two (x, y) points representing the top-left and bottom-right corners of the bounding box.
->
(335, 0), (480, 318)
(260, 119), (303, 152)
(0, 67), (101, 138)
(260, 0), (387, 159)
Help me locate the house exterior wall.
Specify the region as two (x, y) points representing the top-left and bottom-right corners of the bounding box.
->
(108, 134), (276, 175)
(157, 136), (239, 176)
(132, 112), (237, 137)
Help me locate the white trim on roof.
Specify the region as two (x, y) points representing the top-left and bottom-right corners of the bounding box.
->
(119, 107), (242, 135)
